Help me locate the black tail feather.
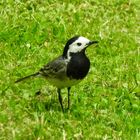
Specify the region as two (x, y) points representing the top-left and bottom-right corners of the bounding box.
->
(15, 72), (40, 83)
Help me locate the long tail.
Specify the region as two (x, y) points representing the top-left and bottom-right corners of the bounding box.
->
(15, 72), (40, 83)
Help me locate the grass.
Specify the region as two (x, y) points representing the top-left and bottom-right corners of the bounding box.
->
(0, 0), (140, 139)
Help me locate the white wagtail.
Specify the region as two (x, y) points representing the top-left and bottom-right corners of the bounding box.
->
(15, 36), (98, 111)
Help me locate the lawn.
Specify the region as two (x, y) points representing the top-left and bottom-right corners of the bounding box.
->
(0, 0), (140, 139)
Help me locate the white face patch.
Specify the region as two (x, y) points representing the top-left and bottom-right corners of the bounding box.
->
(67, 36), (91, 60)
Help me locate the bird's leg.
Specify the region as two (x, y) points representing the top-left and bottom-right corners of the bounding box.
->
(67, 87), (71, 110)
(57, 88), (64, 112)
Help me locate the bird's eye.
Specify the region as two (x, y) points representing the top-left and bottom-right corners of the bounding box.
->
(77, 43), (82, 46)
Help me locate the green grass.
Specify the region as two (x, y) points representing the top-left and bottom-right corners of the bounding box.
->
(0, 0), (140, 139)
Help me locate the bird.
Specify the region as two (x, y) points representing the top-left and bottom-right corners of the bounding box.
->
(15, 36), (98, 111)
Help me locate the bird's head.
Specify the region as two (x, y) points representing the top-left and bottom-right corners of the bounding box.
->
(63, 36), (98, 59)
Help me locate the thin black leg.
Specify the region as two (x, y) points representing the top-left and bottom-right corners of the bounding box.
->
(57, 88), (64, 112)
(67, 87), (71, 109)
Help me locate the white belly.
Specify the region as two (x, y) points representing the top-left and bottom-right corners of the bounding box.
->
(47, 77), (82, 89)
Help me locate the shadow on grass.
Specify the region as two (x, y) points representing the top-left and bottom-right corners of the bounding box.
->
(28, 90), (65, 112)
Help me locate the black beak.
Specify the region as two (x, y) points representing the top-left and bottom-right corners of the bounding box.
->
(87, 41), (98, 46)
